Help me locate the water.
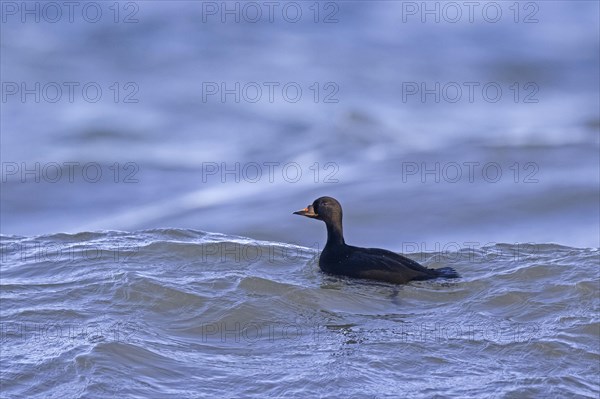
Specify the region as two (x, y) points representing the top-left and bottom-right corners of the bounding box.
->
(1, 1), (599, 397)
(1, 230), (598, 398)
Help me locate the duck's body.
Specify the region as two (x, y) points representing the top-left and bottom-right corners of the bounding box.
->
(294, 196), (459, 284)
(320, 244), (456, 284)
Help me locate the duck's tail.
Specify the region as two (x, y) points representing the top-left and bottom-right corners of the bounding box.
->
(434, 267), (460, 279)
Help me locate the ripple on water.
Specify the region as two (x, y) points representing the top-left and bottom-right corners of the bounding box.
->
(1, 230), (598, 398)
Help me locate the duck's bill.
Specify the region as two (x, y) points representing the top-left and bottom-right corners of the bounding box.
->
(293, 205), (318, 218)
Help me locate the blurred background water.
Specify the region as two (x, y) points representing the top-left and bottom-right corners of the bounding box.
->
(1, 1), (599, 398)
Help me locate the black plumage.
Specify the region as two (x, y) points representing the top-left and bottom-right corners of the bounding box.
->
(293, 196), (459, 284)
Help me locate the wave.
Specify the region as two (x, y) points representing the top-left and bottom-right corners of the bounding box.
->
(1, 229), (598, 398)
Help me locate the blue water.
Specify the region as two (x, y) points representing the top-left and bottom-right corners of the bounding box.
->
(1, 1), (599, 397)
(1, 231), (599, 398)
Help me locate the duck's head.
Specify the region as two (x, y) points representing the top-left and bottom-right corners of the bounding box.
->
(293, 196), (342, 224)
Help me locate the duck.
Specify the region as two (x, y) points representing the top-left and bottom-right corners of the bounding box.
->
(293, 196), (459, 284)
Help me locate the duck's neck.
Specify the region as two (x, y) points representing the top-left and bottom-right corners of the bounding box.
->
(325, 219), (345, 247)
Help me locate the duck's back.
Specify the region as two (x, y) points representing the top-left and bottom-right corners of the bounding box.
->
(319, 244), (457, 284)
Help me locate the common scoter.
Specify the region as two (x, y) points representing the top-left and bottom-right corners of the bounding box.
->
(293, 196), (459, 284)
